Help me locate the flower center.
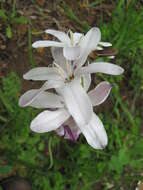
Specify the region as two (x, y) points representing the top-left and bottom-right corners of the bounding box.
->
(65, 74), (74, 83)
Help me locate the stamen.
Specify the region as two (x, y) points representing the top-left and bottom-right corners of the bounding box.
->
(53, 62), (65, 79)
(65, 59), (70, 75)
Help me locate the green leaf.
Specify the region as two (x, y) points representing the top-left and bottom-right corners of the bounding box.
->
(109, 147), (130, 174)
(6, 25), (12, 39)
(0, 165), (12, 174)
(13, 16), (28, 24)
(0, 9), (7, 20)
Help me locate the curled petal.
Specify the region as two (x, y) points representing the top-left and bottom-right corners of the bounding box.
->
(23, 67), (64, 81)
(80, 113), (108, 149)
(88, 81), (112, 106)
(32, 40), (65, 48)
(78, 62), (124, 76)
(56, 117), (81, 141)
(30, 109), (70, 133)
(19, 90), (64, 108)
(45, 29), (71, 45)
(19, 80), (64, 107)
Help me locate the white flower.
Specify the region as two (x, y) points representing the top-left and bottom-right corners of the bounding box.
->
(19, 47), (124, 149)
(19, 78), (112, 148)
(32, 27), (112, 63)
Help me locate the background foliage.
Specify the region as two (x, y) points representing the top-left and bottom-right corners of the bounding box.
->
(0, 0), (143, 189)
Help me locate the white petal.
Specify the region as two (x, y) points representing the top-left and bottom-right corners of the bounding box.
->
(45, 29), (71, 45)
(99, 42), (112, 47)
(74, 27), (101, 68)
(80, 27), (101, 52)
(32, 40), (65, 48)
(79, 62), (124, 75)
(63, 46), (81, 60)
(51, 47), (67, 72)
(19, 80), (64, 107)
(19, 89), (63, 108)
(81, 74), (91, 91)
(108, 56), (115, 59)
(80, 113), (108, 149)
(96, 46), (103, 50)
(88, 81), (112, 106)
(60, 79), (93, 126)
(30, 109), (70, 133)
(23, 67), (63, 81)
(42, 79), (64, 90)
(73, 32), (83, 45)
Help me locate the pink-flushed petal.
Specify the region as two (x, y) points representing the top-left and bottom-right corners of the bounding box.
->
(32, 40), (65, 48)
(59, 79), (93, 126)
(19, 89), (64, 108)
(30, 109), (70, 133)
(63, 46), (81, 60)
(88, 81), (112, 106)
(23, 67), (64, 81)
(78, 62), (124, 76)
(74, 27), (101, 69)
(80, 113), (108, 149)
(56, 117), (81, 141)
(45, 29), (71, 45)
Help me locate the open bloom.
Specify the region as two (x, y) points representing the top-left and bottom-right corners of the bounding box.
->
(32, 28), (112, 63)
(19, 78), (112, 149)
(19, 47), (124, 149)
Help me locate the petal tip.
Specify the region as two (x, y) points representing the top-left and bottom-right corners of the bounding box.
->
(32, 42), (40, 48)
(23, 73), (28, 80)
(18, 97), (27, 107)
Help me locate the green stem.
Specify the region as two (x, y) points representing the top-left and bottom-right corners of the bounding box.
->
(48, 137), (53, 169)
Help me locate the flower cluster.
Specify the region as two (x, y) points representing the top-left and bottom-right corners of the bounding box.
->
(19, 28), (124, 149)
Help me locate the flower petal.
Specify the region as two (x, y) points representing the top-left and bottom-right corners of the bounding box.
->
(98, 42), (112, 47)
(30, 109), (70, 133)
(23, 67), (63, 81)
(73, 32), (83, 45)
(32, 40), (65, 48)
(88, 81), (112, 106)
(19, 80), (64, 107)
(60, 79), (93, 126)
(80, 113), (108, 149)
(63, 46), (81, 60)
(51, 47), (67, 72)
(78, 62), (124, 75)
(45, 29), (71, 45)
(80, 27), (101, 52)
(81, 74), (91, 91)
(75, 27), (101, 69)
(96, 46), (103, 50)
(19, 89), (64, 108)
(56, 117), (81, 141)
